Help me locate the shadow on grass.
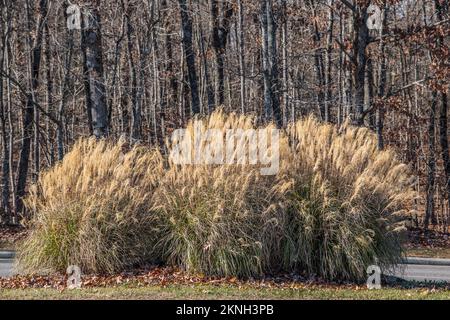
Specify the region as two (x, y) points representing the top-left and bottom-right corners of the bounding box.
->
(383, 274), (449, 290)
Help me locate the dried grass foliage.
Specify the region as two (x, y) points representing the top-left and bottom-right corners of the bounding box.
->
(18, 111), (415, 281)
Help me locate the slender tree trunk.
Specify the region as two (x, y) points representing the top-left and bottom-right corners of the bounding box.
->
(15, 0), (48, 216)
(44, 20), (54, 165)
(83, 1), (108, 138)
(162, 0), (178, 110)
(309, 1), (326, 121)
(178, 0), (200, 115)
(57, 3), (74, 161)
(81, 19), (93, 135)
(434, 0), (450, 203)
(197, 7), (215, 112)
(5, 16), (15, 218)
(124, 3), (141, 142)
(267, 0), (281, 126)
(325, 0), (334, 123)
(260, 0), (281, 126)
(261, 0), (271, 120)
(238, 0), (245, 113)
(337, 10), (344, 125)
(210, 0), (234, 107)
(281, 0), (288, 125)
(440, 92), (450, 203)
(425, 91), (438, 228)
(0, 76), (10, 223)
(0, 4), (10, 222)
(353, 4), (370, 126)
(376, 3), (388, 150)
(33, 82), (39, 180)
(106, 22), (124, 127)
(365, 57), (374, 128)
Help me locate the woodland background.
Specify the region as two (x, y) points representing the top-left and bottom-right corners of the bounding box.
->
(0, 0), (448, 231)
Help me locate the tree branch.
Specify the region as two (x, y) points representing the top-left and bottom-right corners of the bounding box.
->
(0, 69), (61, 125)
(339, 0), (356, 12)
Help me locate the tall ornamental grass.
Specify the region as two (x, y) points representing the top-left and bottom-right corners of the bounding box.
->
(151, 111), (287, 278)
(18, 111), (415, 281)
(277, 117), (414, 280)
(17, 138), (164, 274)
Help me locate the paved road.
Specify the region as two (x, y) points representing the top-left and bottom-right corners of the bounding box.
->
(0, 258), (14, 278)
(391, 264), (450, 283)
(1, 256), (450, 283)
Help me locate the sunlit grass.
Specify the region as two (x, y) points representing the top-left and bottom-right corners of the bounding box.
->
(17, 110), (416, 281)
(1, 284), (449, 300)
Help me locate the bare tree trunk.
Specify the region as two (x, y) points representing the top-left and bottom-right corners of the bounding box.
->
(261, 0), (271, 120)
(5, 17), (15, 218)
(337, 10), (344, 125)
(83, 1), (108, 138)
(238, 0), (245, 113)
(197, 3), (215, 112)
(424, 0), (440, 229)
(434, 0), (450, 203)
(0, 68), (9, 223)
(353, 3), (370, 126)
(425, 91), (438, 228)
(161, 0), (178, 110)
(310, 0), (326, 121)
(325, 0), (334, 123)
(210, 0), (234, 107)
(281, 0), (288, 125)
(81, 18), (93, 135)
(440, 92), (450, 203)
(15, 0), (48, 216)
(33, 80), (40, 180)
(57, 3), (74, 160)
(0, 2), (10, 222)
(376, 3), (388, 150)
(267, 0), (281, 126)
(260, 0), (281, 126)
(365, 57), (374, 128)
(123, 1), (141, 142)
(178, 0), (200, 115)
(44, 19), (54, 165)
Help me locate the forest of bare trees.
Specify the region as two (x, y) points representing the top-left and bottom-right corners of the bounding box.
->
(0, 0), (448, 231)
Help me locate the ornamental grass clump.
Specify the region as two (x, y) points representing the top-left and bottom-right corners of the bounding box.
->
(17, 111), (415, 282)
(151, 111), (288, 278)
(17, 138), (164, 274)
(277, 117), (415, 280)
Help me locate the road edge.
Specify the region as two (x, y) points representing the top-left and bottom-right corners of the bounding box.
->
(404, 257), (450, 266)
(0, 251), (15, 259)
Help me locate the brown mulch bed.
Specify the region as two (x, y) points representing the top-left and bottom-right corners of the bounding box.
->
(0, 267), (336, 290)
(1, 266), (449, 291)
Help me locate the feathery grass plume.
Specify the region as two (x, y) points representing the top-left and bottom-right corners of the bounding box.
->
(153, 110), (287, 278)
(17, 138), (164, 274)
(17, 110), (415, 281)
(278, 116), (415, 281)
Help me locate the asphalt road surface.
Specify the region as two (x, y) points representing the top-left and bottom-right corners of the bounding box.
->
(0, 258), (14, 278)
(391, 264), (450, 283)
(1, 256), (450, 283)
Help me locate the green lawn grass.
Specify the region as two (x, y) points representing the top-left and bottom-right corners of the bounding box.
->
(1, 284), (449, 300)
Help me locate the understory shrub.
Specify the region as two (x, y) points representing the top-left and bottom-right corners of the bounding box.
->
(18, 111), (415, 281)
